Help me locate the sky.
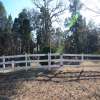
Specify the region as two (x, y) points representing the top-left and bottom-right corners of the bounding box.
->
(81, 0), (100, 25)
(1, 0), (100, 28)
(0, 0), (33, 18)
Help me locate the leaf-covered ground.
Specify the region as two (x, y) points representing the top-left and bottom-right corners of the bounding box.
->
(0, 68), (100, 100)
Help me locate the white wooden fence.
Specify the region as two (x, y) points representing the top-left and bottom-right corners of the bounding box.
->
(0, 53), (100, 73)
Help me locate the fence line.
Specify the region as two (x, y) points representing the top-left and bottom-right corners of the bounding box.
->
(0, 53), (100, 73)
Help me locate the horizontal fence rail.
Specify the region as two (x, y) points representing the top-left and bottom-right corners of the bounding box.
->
(0, 53), (100, 73)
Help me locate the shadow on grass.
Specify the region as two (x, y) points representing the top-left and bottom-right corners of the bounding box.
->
(0, 68), (100, 83)
(0, 68), (53, 99)
(0, 68), (52, 83)
(0, 96), (10, 100)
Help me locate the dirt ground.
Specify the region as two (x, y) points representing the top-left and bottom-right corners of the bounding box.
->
(0, 67), (100, 100)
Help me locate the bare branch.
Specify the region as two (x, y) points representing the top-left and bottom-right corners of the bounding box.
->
(31, 0), (42, 9)
(83, 3), (100, 14)
(51, 7), (67, 18)
(47, 0), (54, 5)
(49, 0), (68, 19)
(50, 0), (64, 13)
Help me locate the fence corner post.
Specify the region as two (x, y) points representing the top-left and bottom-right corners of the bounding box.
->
(48, 53), (51, 70)
(12, 60), (15, 71)
(3, 56), (5, 72)
(60, 54), (63, 67)
(25, 53), (28, 71)
(81, 53), (84, 62)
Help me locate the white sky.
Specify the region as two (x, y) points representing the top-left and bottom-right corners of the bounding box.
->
(1, 0), (100, 29)
(81, 0), (100, 25)
(53, 0), (100, 30)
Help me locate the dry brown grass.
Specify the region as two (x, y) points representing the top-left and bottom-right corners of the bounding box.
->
(80, 61), (100, 66)
(30, 63), (40, 68)
(0, 63), (100, 100)
(0, 79), (100, 100)
(55, 61), (100, 74)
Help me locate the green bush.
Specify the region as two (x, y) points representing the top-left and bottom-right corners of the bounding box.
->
(93, 51), (100, 54)
(40, 46), (56, 65)
(40, 46), (56, 53)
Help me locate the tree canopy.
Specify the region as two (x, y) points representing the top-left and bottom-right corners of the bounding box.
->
(0, 0), (100, 55)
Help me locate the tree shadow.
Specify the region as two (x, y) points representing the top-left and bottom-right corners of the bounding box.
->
(0, 68), (52, 82)
(0, 68), (52, 99)
(0, 96), (10, 100)
(0, 69), (100, 82)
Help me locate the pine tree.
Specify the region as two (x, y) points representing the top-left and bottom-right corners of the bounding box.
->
(12, 9), (33, 54)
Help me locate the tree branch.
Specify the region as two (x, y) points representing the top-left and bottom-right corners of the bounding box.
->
(51, 7), (67, 18)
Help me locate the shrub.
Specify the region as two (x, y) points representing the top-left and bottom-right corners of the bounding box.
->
(40, 46), (56, 65)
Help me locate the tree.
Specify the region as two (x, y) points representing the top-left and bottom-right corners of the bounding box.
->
(85, 23), (98, 53)
(6, 15), (13, 32)
(38, 6), (52, 50)
(64, 0), (84, 53)
(31, 0), (67, 53)
(0, 1), (7, 31)
(51, 28), (64, 53)
(64, 15), (99, 54)
(12, 9), (34, 54)
(0, 1), (10, 55)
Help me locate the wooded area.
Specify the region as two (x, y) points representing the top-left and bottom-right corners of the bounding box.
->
(0, 0), (100, 56)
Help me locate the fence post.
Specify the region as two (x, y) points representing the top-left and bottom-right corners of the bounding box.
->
(81, 54), (84, 62)
(48, 53), (51, 70)
(37, 55), (39, 65)
(12, 60), (15, 71)
(3, 56), (5, 72)
(60, 54), (63, 67)
(25, 53), (28, 71)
